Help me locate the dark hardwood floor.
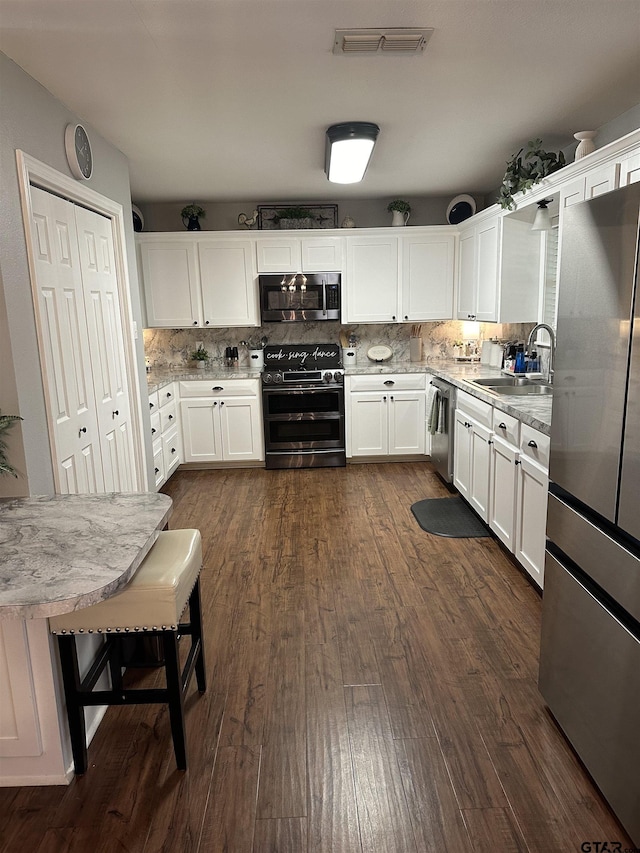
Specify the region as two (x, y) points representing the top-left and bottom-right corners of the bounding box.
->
(1, 462), (632, 852)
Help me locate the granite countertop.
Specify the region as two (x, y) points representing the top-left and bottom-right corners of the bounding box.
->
(0, 492), (172, 619)
(344, 358), (552, 434)
(147, 357), (552, 435)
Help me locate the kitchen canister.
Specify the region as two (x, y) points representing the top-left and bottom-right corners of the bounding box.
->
(249, 349), (264, 370)
(342, 347), (356, 366)
(480, 340), (493, 364)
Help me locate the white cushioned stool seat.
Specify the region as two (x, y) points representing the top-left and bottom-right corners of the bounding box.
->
(50, 529), (202, 634)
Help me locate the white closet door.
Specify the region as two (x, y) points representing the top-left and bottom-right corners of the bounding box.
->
(74, 206), (135, 492)
(29, 187), (104, 494)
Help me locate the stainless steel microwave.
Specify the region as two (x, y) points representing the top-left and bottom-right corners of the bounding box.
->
(259, 273), (341, 322)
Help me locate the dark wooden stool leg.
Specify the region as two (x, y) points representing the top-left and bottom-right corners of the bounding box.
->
(57, 635), (88, 775)
(162, 630), (187, 770)
(189, 579), (206, 693)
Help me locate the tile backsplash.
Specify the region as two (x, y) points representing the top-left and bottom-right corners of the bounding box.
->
(144, 321), (535, 368)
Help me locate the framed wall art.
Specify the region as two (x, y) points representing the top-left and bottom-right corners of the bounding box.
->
(257, 204), (338, 230)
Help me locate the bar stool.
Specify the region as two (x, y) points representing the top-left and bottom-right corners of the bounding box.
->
(49, 528), (206, 774)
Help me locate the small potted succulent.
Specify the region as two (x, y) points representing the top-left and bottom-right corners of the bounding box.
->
(274, 207), (316, 229)
(387, 199), (411, 226)
(190, 344), (210, 368)
(181, 204), (206, 231)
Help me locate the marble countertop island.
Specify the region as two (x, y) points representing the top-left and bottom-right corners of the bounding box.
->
(0, 492), (172, 619)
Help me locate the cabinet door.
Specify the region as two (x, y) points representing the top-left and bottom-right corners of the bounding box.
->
(301, 237), (343, 272)
(401, 233), (455, 321)
(456, 228), (476, 320)
(515, 455), (548, 588)
(469, 419), (493, 522)
(198, 240), (258, 327)
(140, 240), (202, 327)
(345, 237), (399, 323)
(349, 393), (388, 456)
(560, 178), (586, 210)
(620, 151), (640, 186)
(388, 391), (426, 455)
(152, 439), (165, 489)
(453, 408), (472, 499)
(489, 435), (519, 551)
(256, 239), (302, 272)
(219, 397), (264, 461)
(585, 162), (620, 199)
(475, 218), (499, 322)
(180, 399), (222, 462)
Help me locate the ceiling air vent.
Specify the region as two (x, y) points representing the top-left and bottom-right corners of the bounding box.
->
(333, 28), (433, 55)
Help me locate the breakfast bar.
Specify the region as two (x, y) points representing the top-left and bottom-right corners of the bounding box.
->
(0, 492), (172, 785)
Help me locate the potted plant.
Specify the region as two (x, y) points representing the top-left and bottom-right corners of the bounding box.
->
(274, 207), (316, 229)
(0, 411), (23, 478)
(181, 204), (206, 231)
(498, 138), (566, 210)
(190, 345), (210, 368)
(387, 199), (411, 226)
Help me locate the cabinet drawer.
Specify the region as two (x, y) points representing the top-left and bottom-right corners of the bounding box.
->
(520, 423), (550, 469)
(148, 390), (159, 413)
(150, 410), (161, 441)
(152, 439), (164, 488)
(158, 383), (176, 408)
(160, 400), (178, 433)
(492, 409), (520, 445)
(348, 373), (426, 392)
(179, 378), (259, 398)
(456, 388), (492, 428)
(162, 426), (181, 475)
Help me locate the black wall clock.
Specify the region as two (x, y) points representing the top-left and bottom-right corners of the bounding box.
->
(64, 123), (93, 180)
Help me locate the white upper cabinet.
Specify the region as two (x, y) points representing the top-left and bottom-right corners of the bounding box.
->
(256, 235), (343, 272)
(457, 211), (541, 323)
(560, 161), (620, 210)
(345, 235), (400, 323)
(344, 229), (456, 324)
(198, 239), (258, 327)
(140, 239), (201, 327)
(138, 234), (259, 328)
(400, 231), (456, 321)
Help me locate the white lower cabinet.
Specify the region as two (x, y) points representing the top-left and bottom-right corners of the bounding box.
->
(347, 374), (426, 458)
(514, 454), (548, 587)
(179, 379), (263, 464)
(489, 434), (519, 551)
(149, 383), (182, 489)
(453, 391), (493, 521)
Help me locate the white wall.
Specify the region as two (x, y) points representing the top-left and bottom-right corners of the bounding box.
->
(0, 52), (151, 496)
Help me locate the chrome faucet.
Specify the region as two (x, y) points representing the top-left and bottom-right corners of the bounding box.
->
(527, 323), (555, 383)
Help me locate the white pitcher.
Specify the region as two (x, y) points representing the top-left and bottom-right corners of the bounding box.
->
(391, 210), (410, 226)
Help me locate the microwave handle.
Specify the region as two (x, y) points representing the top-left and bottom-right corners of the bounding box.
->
(322, 278), (327, 316)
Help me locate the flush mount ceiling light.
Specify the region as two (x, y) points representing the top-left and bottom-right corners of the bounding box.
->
(333, 28), (434, 55)
(325, 122), (380, 184)
(531, 198), (554, 231)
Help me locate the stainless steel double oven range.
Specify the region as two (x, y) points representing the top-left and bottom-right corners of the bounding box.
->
(261, 344), (345, 469)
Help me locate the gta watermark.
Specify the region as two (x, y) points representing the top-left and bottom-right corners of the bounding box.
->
(580, 843), (640, 852)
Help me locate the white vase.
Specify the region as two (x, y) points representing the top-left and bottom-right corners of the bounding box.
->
(574, 131), (596, 160)
(196, 361), (206, 369)
(391, 210), (410, 226)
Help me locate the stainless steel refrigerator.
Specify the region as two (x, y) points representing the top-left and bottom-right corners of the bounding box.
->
(539, 181), (640, 844)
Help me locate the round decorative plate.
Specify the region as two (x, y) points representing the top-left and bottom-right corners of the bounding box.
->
(132, 204), (144, 232)
(367, 344), (393, 362)
(446, 194), (476, 225)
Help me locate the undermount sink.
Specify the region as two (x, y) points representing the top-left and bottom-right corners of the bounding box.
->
(488, 384), (553, 396)
(468, 376), (553, 396)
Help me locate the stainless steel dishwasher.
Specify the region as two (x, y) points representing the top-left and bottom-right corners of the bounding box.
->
(428, 377), (455, 484)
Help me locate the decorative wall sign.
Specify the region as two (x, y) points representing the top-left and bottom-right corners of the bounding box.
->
(257, 204), (338, 230)
(264, 343), (340, 368)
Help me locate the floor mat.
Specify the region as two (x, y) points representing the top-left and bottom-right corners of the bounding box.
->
(410, 496), (491, 538)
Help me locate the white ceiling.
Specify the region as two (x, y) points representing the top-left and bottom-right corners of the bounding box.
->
(1, 1), (639, 204)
